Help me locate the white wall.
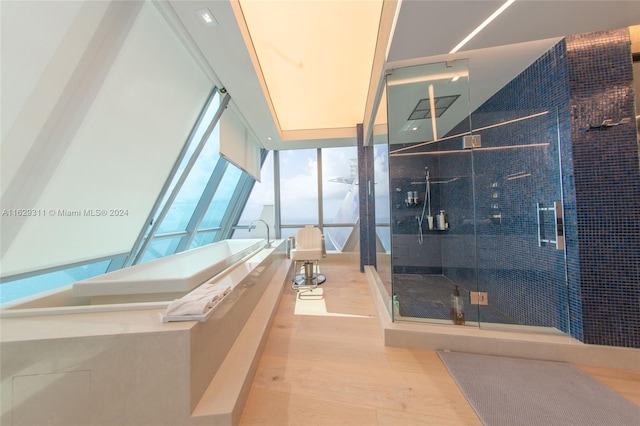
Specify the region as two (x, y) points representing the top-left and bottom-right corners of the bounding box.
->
(1, 0), (95, 193)
(1, 0), (213, 277)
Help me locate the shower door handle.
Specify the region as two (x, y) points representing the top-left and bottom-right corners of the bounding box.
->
(554, 201), (565, 250)
(537, 201), (564, 250)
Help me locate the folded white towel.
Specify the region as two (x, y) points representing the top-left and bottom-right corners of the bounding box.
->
(165, 295), (212, 316)
(194, 285), (231, 302)
(164, 286), (233, 317)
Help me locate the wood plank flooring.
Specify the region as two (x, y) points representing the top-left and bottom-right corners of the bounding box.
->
(239, 257), (640, 425)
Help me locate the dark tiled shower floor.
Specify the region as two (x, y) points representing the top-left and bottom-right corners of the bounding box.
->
(393, 274), (517, 324)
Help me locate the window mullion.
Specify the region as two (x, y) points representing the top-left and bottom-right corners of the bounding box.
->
(176, 159), (228, 252)
(123, 87), (218, 267)
(317, 148), (324, 232)
(273, 150), (281, 239)
(127, 92), (230, 265)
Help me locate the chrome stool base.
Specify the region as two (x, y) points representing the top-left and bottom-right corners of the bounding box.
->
(292, 260), (325, 290)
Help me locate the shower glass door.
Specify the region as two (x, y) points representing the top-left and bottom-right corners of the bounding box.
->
(386, 60), (569, 334)
(386, 60), (479, 327)
(470, 108), (569, 333)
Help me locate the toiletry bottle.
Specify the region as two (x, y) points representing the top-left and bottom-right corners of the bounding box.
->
(393, 293), (400, 317)
(437, 210), (446, 230)
(450, 285), (465, 325)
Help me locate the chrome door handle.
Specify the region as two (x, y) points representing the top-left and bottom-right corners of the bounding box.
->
(537, 201), (564, 250)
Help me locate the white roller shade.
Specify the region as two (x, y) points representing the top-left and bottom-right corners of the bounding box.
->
(219, 106), (262, 181)
(1, 1), (212, 277)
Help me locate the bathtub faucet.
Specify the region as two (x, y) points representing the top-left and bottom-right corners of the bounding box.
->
(248, 219), (271, 248)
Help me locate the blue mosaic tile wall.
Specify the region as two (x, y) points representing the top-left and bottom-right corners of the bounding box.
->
(386, 28), (639, 347)
(389, 152), (445, 275)
(565, 29), (640, 347)
(437, 42), (572, 333)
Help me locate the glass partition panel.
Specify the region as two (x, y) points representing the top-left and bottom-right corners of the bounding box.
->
(386, 60), (475, 325)
(373, 142), (390, 252)
(471, 108), (568, 333)
(373, 94), (392, 303)
(386, 60), (569, 334)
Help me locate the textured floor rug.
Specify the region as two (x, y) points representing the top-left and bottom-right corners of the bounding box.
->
(438, 351), (640, 426)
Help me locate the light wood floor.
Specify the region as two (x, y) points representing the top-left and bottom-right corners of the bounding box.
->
(239, 257), (640, 425)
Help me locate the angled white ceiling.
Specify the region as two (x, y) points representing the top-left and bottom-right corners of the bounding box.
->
(164, 0), (640, 150)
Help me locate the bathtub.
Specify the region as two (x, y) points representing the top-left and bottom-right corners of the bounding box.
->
(72, 239), (266, 297)
(0, 239), (289, 425)
(1, 239), (277, 314)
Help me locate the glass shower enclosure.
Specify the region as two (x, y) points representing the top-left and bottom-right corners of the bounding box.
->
(386, 60), (569, 333)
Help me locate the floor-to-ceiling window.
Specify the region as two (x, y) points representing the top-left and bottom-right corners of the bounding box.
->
(322, 146), (358, 251)
(278, 148), (319, 242)
(233, 146), (362, 252)
(233, 151), (275, 238)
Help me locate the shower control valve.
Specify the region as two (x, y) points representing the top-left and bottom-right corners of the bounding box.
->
(405, 190), (420, 206)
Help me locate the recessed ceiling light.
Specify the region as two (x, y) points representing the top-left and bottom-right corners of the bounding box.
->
(196, 8), (218, 26)
(412, 126), (419, 131)
(267, 137), (272, 140)
(451, 76), (460, 82)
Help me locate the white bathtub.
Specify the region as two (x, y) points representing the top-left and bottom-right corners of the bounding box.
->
(72, 239), (266, 297)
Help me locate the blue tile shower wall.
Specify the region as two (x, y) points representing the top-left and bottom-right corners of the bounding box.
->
(439, 42), (572, 333)
(387, 28), (639, 347)
(565, 29), (640, 347)
(389, 151), (445, 275)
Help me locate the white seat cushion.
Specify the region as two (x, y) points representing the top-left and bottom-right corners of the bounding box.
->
(291, 248), (323, 261)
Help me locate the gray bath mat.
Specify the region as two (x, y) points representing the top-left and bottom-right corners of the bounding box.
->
(438, 351), (640, 426)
